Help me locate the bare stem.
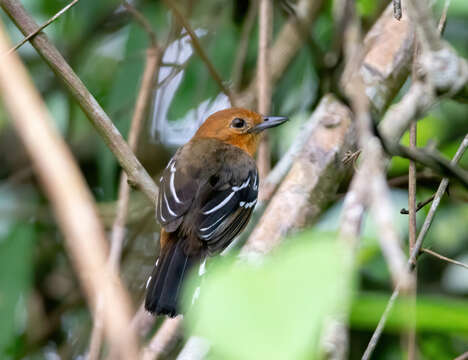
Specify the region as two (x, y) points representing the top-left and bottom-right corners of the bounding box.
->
(88, 47), (161, 360)
(362, 134), (468, 360)
(257, 0), (273, 199)
(0, 20), (139, 360)
(3, 0), (79, 55)
(161, 0), (236, 105)
(421, 248), (468, 270)
(0, 0), (159, 203)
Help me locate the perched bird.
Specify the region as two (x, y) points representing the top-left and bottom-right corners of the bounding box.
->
(145, 108), (288, 317)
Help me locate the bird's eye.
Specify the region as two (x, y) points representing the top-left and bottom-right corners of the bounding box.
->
(231, 118), (246, 129)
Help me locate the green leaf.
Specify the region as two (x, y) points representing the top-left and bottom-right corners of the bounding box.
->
(184, 231), (354, 360)
(0, 224), (35, 356)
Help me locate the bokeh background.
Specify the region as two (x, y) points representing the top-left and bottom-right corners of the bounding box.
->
(1, 0), (468, 359)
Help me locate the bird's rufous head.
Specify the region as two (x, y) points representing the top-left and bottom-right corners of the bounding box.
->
(194, 108), (288, 156)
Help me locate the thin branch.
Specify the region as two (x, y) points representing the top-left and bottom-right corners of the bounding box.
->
(421, 248), (468, 270)
(400, 194), (436, 214)
(362, 134), (468, 360)
(237, 0), (325, 108)
(141, 317), (183, 360)
(88, 47), (161, 360)
(0, 21), (138, 359)
(257, 0), (273, 200)
(0, 0), (159, 204)
(3, 0), (79, 55)
(406, 120), (417, 360)
(123, 1), (158, 48)
(161, 0), (236, 106)
(231, 0), (258, 91)
(437, 0), (451, 34)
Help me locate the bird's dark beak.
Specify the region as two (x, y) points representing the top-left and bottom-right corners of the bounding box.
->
(248, 116), (288, 133)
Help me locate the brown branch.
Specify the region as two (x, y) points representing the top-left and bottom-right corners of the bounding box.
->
(237, 0), (325, 108)
(141, 317), (183, 360)
(161, 0), (236, 106)
(400, 194), (436, 214)
(256, 0), (273, 200)
(0, 21), (138, 359)
(88, 47), (161, 360)
(421, 248), (468, 270)
(362, 134), (468, 360)
(231, 0), (258, 91)
(123, 1), (158, 48)
(0, 0), (159, 204)
(406, 120), (418, 360)
(3, 0), (79, 55)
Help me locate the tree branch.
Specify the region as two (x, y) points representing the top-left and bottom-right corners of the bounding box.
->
(161, 0), (236, 106)
(256, 0), (273, 199)
(0, 0), (159, 204)
(362, 134), (468, 360)
(0, 20), (139, 360)
(3, 0), (79, 55)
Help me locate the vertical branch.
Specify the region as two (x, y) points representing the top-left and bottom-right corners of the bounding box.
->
(406, 121), (418, 360)
(0, 0), (159, 203)
(0, 21), (139, 359)
(232, 0), (258, 91)
(88, 47), (161, 360)
(161, 0), (236, 105)
(257, 0), (273, 201)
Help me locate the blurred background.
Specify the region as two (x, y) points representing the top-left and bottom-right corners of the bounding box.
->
(0, 0), (468, 359)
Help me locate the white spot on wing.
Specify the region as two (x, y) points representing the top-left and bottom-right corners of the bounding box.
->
(199, 214), (226, 231)
(146, 276), (152, 289)
(203, 191), (235, 214)
(163, 191), (177, 216)
(169, 171), (182, 204)
(232, 177), (250, 191)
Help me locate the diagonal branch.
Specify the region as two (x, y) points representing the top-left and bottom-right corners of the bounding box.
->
(0, 20), (139, 360)
(0, 0), (159, 204)
(161, 0), (236, 106)
(362, 134), (468, 360)
(3, 0), (79, 55)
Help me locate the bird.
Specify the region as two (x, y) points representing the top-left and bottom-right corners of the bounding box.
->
(144, 108), (288, 317)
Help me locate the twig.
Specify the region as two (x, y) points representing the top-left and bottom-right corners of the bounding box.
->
(362, 134), (468, 360)
(123, 1), (158, 48)
(0, 20), (138, 359)
(88, 47), (161, 360)
(437, 0), (451, 34)
(257, 0), (273, 200)
(141, 317), (183, 360)
(421, 248), (468, 270)
(406, 120), (417, 360)
(231, 0), (258, 91)
(0, 0), (159, 204)
(161, 0), (236, 106)
(237, 0), (325, 108)
(3, 0), (79, 55)
(400, 194), (436, 214)
(393, 0), (402, 21)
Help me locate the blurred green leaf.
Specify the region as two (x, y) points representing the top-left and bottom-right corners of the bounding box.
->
(184, 231), (354, 360)
(0, 224), (34, 356)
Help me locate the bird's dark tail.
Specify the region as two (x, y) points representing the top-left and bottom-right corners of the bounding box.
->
(144, 237), (197, 317)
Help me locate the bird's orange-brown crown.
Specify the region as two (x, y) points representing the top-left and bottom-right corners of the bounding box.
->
(193, 108), (287, 156)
